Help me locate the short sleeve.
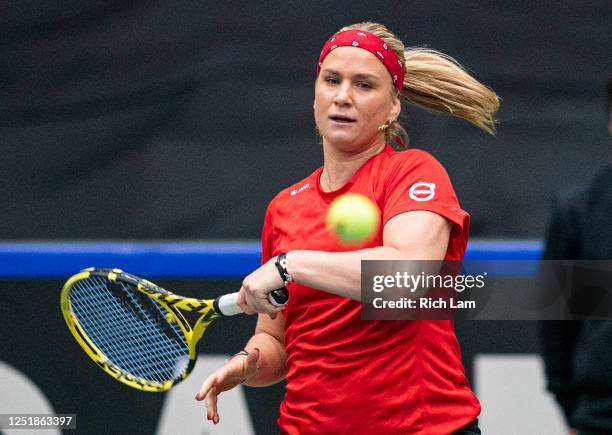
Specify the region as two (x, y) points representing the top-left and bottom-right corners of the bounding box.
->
(382, 150), (470, 251)
(261, 202), (275, 264)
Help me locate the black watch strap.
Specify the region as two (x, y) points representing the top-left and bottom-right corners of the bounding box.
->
(274, 253), (292, 286)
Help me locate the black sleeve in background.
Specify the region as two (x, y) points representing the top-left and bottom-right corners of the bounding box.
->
(542, 192), (581, 261)
(538, 192), (583, 425)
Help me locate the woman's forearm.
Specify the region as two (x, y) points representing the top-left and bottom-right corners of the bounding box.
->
(243, 332), (288, 387)
(284, 212), (452, 301)
(286, 246), (404, 301)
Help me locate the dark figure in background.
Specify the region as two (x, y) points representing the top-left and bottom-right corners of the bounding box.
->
(539, 79), (612, 435)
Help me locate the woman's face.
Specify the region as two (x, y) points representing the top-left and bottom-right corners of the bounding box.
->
(314, 46), (400, 152)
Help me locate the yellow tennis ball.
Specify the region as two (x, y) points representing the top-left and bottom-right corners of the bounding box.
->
(326, 193), (380, 244)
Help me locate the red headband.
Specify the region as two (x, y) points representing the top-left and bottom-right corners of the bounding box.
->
(317, 29), (405, 93)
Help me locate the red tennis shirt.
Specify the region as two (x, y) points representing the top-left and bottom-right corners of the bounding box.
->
(261, 145), (480, 434)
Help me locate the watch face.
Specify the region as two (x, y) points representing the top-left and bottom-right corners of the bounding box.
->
(276, 254), (292, 284)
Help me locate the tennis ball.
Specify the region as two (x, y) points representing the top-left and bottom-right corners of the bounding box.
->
(326, 193), (380, 244)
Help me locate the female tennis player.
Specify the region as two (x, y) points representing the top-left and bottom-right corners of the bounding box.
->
(196, 22), (498, 434)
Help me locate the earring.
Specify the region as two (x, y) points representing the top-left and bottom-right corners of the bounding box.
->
(378, 120), (392, 131)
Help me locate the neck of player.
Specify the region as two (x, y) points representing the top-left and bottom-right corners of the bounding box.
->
(321, 138), (386, 192)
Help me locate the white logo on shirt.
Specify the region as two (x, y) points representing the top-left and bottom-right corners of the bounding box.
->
(408, 182), (436, 202)
(290, 183), (310, 196)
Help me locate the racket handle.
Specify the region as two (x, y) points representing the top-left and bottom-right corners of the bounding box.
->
(214, 288), (289, 316)
(269, 287), (289, 307)
(215, 293), (242, 316)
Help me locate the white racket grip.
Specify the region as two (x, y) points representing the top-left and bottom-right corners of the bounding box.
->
(215, 288), (289, 316)
(215, 292), (243, 316)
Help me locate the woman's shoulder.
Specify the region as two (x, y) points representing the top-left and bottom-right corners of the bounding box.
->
(378, 145), (446, 175)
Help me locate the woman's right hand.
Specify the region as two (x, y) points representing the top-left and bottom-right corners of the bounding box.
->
(195, 348), (260, 424)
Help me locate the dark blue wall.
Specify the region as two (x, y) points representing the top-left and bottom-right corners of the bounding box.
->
(2, 1), (611, 239)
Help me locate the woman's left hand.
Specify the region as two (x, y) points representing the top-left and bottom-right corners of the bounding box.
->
(237, 256), (286, 318)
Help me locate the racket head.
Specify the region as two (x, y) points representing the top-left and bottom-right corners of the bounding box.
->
(61, 268), (213, 392)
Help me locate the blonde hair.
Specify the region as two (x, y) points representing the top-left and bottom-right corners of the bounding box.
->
(340, 22), (500, 146)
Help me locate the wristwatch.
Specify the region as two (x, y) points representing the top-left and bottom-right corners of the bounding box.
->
(274, 253), (292, 287)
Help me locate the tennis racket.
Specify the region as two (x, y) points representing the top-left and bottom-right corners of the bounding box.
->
(60, 267), (288, 392)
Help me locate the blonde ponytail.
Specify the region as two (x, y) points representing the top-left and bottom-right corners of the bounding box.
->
(402, 47), (499, 134)
(341, 22), (500, 146)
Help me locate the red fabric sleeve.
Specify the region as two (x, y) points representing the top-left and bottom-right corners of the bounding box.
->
(261, 202), (274, 264)
(382, 150), (470, 254)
